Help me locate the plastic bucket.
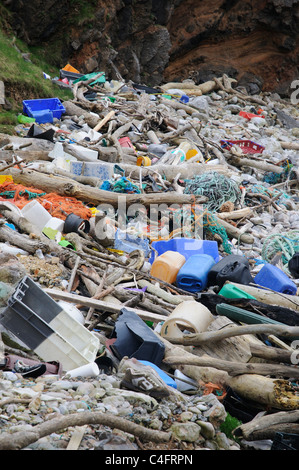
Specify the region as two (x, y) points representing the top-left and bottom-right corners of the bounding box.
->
(160, 300), (214, 339)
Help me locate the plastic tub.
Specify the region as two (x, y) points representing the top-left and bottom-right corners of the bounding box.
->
(21, 200), (52, 231)
(160, 300), (214, 339)
(149, 238), (219, 264)
(150, 251), (186, 284)
(23, 98), (65, 122)
(176, 254), (215, 293)
(254, 263), (297, 295)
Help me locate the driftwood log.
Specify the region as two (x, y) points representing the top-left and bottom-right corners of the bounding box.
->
(227, 283), (299, 312)
(159, 334), (299, 410)
(3, 168), (206, 208)
(163, 353), (299, 379)
(0, 411), (171, 450)
(233, 410), (299, 441)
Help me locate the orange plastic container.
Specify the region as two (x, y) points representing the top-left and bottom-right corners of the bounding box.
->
(150, 251), (186, 284)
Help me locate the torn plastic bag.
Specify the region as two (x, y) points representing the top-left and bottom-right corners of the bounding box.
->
(110, 308), (165, 366)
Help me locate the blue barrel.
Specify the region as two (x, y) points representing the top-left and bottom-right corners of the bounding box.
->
(176, 254), (216, 293)
(254, 263), (297, 295)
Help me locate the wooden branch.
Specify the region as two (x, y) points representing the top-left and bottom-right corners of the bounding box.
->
(213, 215), (255, 244)
(166, 324), (299, 346)
(216, 207), (253, 220)
(234, 410), (299, 440)
(163, 354), (299, 378)
(43, 288), (168, 323)
(229, 155), (284, 174)
(227, 283), (299, 312)
(93, 110), (115, 132)
(0, 411), (171, 450)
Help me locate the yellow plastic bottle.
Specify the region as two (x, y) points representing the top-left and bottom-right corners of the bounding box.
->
(150, 251), (186, 284)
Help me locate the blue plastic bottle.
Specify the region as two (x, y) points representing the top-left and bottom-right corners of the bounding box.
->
(176, 254), (216, 293)
(254, 263), (297, 295)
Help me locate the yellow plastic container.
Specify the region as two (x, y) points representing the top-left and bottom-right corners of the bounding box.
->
(160, 301), (214, 339)
(150, 250), (186, 284)
(137, 156), (151, 166)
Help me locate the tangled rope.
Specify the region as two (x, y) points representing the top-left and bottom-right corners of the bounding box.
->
(184, 172), (241, 212)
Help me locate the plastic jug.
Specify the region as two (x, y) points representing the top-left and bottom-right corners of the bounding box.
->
(150, 251), (186, 284)
(208, 254), (250, 286)
(176, 254), (215, 293)
(160, 301), (214, 339)
(254, 263), (297, 295)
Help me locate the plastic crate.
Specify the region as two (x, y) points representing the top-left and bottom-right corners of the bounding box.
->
(0, 276), (99, 371)
(220, 139), (265, 154)
(23, 98), (66, 123)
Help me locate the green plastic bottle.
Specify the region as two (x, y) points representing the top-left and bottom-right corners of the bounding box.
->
(17, 114), (35, 124)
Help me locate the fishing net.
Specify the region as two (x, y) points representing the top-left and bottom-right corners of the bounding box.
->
(261, 230), (299, 274)
(0, 181), (92, 220)
(184, 172), (241, 212)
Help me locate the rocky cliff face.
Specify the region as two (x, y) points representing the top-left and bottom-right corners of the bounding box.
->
(3, 0), (299, 94)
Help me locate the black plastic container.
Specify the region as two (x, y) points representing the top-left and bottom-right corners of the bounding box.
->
(207, 255), (254, 288)
(110, 308), (165, 366)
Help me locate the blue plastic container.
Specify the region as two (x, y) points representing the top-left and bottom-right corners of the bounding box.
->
(254, 263), (297, 295)
(23, 98), (65, 123)
(176, 254), (216, 293)
(149, 238), (219, 264)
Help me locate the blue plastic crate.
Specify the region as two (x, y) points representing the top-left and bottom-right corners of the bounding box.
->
(23, 98), (65, 123)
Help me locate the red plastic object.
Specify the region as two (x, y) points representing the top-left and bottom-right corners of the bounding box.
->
(239, 111), (265, 120)
(118, 137), (134, 148)
(220, 139), (265, 154)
